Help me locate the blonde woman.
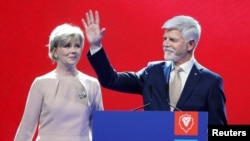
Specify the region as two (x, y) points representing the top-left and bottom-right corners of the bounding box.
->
(15, 23), (104, 141)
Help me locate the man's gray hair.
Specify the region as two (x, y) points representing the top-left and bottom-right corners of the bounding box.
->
(162, 15), (201, 48)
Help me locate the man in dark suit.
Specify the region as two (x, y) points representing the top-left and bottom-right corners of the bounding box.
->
(82, 10), (227, 125)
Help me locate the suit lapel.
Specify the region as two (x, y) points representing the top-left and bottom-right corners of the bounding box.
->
(176, 63), (203, 108)
(150, 61), (171, 106)
(164, 61), (172, 84)
(159, 62), (170, 99)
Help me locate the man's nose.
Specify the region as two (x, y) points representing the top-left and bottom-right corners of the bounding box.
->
(163, 39), (170, 47)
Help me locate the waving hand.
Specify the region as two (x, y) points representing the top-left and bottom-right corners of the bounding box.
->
(82, 10), (106, 50)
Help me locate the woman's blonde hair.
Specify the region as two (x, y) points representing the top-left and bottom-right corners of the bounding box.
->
(47, 23), (84, 62)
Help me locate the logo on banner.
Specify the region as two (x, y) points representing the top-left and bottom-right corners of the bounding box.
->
(174, 112), (198, 136)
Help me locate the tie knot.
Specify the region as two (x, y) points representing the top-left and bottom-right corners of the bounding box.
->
(174, 66), (182, 73)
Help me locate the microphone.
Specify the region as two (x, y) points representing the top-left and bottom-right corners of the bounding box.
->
(167, 99), (182, 111)
(131, 84), (153, 111)
(165, 84), (182, 111)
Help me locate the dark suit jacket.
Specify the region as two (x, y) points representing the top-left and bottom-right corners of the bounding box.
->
(87, 48), (227, 125)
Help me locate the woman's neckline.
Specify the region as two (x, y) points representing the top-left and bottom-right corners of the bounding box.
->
(53, 69), (79, 77)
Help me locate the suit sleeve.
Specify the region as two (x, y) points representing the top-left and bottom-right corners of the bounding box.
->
(207, 75), (227, 125)
(87, 48), (144, 94)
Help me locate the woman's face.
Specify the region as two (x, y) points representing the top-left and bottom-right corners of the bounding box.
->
(54, 38), (83, 67)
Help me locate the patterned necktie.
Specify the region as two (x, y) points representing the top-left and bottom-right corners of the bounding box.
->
(169, 66), (182, 111)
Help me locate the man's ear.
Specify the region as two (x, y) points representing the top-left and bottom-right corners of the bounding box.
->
(187, 40), (195, 51)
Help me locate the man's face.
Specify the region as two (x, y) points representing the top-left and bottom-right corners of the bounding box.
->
(162, 29), (193, 65)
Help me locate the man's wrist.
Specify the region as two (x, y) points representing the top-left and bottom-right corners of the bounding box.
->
(90, 45), (102, 55)
(90, 44), (102, 49)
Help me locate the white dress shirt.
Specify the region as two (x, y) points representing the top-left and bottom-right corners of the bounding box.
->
(169, 58), (195, 92)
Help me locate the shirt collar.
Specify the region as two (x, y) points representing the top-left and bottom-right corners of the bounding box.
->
(171, 58), (195, 73)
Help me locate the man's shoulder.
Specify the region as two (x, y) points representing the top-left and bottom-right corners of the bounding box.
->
(147, 60), (169, 66)
(194, 63), (222, 79)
